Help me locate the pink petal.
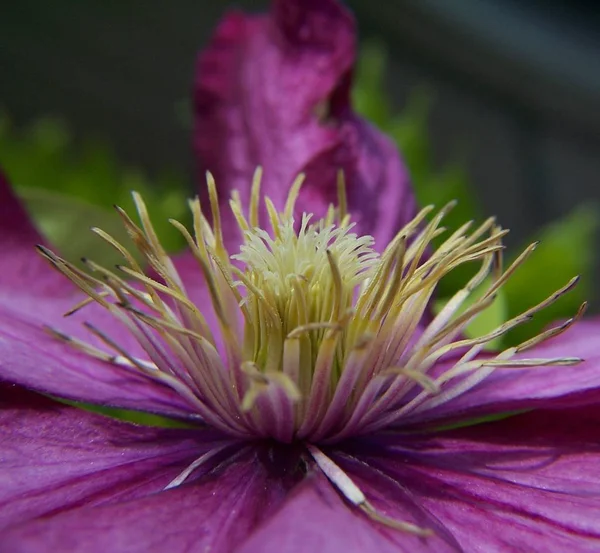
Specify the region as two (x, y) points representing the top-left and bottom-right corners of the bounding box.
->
(0, 385), (230, 533)
(0, 298), (199, 417)
(237, 470), (457, 553)
(413, 319), (600, 425)
(194, 0), (415, 250)
(0, 171), (69, 296)
(2, 437), (292, 553)
(344, 407), (600, 552)
(0, 172), (198, 416)
(0, 184), (213, 417)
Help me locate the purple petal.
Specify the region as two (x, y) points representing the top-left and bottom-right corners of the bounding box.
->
(2, 439), (291, 553)
(0, 172), (197, 415)
(0, 385), (229, 533)
(0, 171), (69, 296)
(194, 0), (415, 249)
(413, 319), (600, 424)
(350, 407), (600, 551)
(237, 470), (456, 553)
(0, 298), (199, 417)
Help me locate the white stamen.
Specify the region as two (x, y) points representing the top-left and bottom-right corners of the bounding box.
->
(307, 445), (432, 536)
(164, 443), (232, 490)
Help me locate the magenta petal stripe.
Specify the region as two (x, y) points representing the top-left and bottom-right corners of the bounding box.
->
(236, 472), (459, 553)
(1, 428), (288, 553)
(337, 407), (600, 552)
(0, 0), (599, 549)
(0, 385), (233, 533)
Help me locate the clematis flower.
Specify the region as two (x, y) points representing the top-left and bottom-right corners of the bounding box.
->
(1, 2), (600, 553)
(2, 163), (600, 552)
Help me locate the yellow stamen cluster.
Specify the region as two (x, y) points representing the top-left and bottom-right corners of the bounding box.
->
(39, 169), (583, 447)
(38, 168), (584, 536)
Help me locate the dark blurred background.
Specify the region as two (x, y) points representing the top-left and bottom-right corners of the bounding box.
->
(2, 0), (599, 289)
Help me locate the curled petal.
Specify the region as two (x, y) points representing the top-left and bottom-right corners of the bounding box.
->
(194, 0), (415, 249)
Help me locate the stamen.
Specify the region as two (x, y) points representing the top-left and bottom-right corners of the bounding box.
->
(206, 172), (225, 254)
(307, 445), (432, 537)
(164, 443), (233, 490)
(39, 175), (583, 454)
(240, 362), (301, 411)
(287, 322), (345, 338)
(249, 167), (262, 228)
(44, 326), (158, 371)
(336, 170), (348, 224)
(382, 367), (441, 395)
(37, 171), (586, 539)
(63, 292), (109, 316)
(283, 173), (306, 219)
(326, 250), (344, 321)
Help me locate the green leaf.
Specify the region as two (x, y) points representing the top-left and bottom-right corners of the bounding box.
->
(352, 41), (392, 128)
(0, 114), (191, 257)
(353, 42), (598, 343)
(354, 44), (481, 291)
(386, 93), (433, 183)
(502, 205), (598, 345)
(57, 398), (192, 428)
(16, 187), (143, 267)
(433, 409), (528, 432)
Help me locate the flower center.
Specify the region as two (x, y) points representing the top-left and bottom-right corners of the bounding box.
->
(232, 205), (377, 413)
(39, 169), (583, 446)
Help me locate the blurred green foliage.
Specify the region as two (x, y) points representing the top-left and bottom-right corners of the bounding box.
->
(0, 44), (595, 353)
(503, 206), (596, 343)
(353, 42), (597, 347)
(0, 114), (193, 426)
(0, 113), (190, 267)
